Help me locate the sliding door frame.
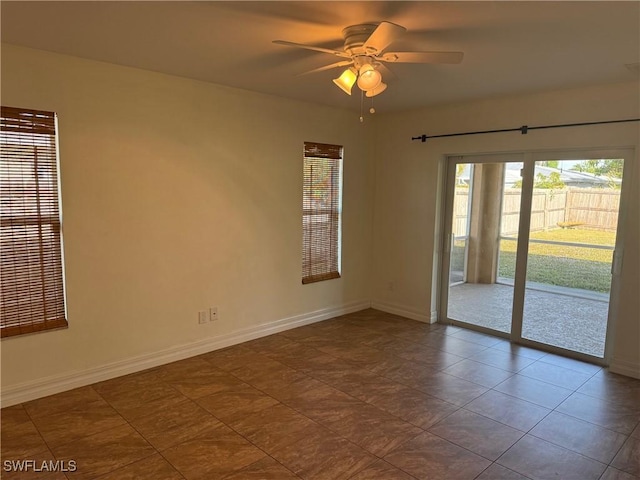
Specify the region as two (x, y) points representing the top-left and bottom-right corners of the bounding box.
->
(439, 147), (633, 366)
(439, 152), (525, 341)
(517, 147), (633, 366)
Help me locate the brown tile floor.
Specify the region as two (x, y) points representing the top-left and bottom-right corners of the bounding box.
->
(2, 309), (639, 480)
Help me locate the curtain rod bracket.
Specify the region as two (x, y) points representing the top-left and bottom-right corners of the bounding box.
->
(411, 134), (428, 142)
(520, 125), (528, 135)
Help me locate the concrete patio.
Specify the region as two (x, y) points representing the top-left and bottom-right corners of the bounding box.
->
(448, 282), (609, 358)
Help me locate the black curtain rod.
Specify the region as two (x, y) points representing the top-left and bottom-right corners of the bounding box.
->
(411, 118), (640, 143)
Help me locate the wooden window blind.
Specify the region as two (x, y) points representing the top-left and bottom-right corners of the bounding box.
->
(1, 106), (67, 338)
(302, 142), (343, 284)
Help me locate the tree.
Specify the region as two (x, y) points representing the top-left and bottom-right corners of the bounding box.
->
(539, 160), (559, 169)
(534, 171), (565, 189)
(572, 159), (623, 178)
(456, 163), (469, 187)
(512, 172), (566, 189)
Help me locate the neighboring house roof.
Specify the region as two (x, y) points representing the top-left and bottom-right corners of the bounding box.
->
(456, 163), (620, 187)
(507, 164), (621, 187)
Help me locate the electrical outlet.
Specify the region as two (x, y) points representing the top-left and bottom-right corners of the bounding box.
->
(209, 307), (218, 321)
(198, 310), (208, 324)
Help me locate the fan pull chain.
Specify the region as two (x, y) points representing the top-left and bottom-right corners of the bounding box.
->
(360, 90), (364, 123)
(370, 95), (375, 114)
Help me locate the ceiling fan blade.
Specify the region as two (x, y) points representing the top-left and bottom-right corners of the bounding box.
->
(272, 40), (351, 58)
(363, 21), (407, 53)
(379, 51), (464, 64)
(298, 60), (354, 76)
(376, 63), (397, 81)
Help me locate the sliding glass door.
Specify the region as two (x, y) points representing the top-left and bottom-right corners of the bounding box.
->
(444, 157), (523, 335)
(519, 157), (624, 358)
(440, 150), (629, 362)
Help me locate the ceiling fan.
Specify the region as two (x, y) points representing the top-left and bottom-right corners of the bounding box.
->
(273, 21), (464, 98)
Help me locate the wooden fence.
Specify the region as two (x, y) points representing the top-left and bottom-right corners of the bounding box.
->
(564, 188), (621, 231)
(453, 188), (620, 236)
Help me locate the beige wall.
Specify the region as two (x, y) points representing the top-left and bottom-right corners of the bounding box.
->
(1, 45), (639, 404)
(372, 81), (640, 376)
(0, 45), (375, 399)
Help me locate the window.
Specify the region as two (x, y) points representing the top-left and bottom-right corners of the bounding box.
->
(1, 106), (67, 338)
(302, 142), (343, 284)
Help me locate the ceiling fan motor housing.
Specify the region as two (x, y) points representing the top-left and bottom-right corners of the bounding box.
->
(342, 24), (379, 56)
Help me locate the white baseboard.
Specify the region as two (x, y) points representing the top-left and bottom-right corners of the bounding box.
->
(370, 300), (432, 323)
(0, 300), (371, 407)
(608, 357), (640, 379)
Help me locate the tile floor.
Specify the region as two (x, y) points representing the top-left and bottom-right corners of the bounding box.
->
(2, 309), (639, 480)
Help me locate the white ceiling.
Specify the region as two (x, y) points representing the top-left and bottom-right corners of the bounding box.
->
(2, 1), (639, 113)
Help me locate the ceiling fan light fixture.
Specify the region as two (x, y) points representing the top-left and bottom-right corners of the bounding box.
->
(332, 67), (357, 95)
(274, 21), (466, 112)
(365, 81), (387, 97)
(357, 64), (382, 91)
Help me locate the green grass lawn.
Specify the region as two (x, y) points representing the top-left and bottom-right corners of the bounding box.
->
(498, 229), (615, 292)
(451, 229), (615, 293)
